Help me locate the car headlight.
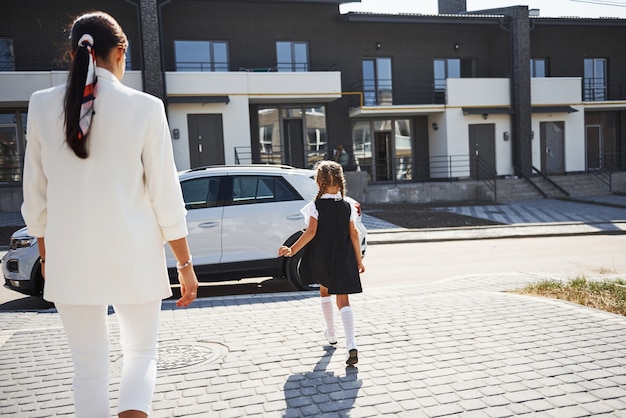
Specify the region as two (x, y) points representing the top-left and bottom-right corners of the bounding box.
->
(10, 236), (36, 249)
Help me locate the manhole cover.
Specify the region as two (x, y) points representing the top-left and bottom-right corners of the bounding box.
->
(112, 343), (227, 372)
(158, 343), (226, 371)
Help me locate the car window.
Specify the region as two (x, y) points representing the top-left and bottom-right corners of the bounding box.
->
(181, 177), (220, 209)
(231, 175), (300, 205)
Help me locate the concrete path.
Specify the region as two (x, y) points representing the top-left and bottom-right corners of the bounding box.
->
(1, 273), (625, 417)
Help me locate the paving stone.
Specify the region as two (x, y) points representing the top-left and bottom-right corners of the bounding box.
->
(1, 265), (626, 417)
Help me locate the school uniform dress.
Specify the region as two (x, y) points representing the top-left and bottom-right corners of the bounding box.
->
(300, 192), (362, 294)
(21, 67), (188, 305)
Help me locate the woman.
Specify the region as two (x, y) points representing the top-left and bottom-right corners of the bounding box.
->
(21, 12), (199, 418)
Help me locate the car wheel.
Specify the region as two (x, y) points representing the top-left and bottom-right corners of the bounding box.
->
(283, 232), (317, 291)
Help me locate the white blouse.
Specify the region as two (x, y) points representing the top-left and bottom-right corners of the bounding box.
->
(300, 192), (358, 225)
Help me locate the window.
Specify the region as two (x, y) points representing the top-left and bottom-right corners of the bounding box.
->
(362, 58), (392, 106)
(530, 58), (549, 77)
(276, 41), (309, 72)
(181, 177), (221, 209)
(0, 38), (14, 71)
(0, 112), (24, 182)
(174, 40), (229, 72)
(584, 58), (607, 101)
(231, 176), (298, 204)
(433, 58), (475, 101)
(125, 40), (132, 71)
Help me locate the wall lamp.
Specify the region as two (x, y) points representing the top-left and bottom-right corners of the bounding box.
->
(376, 41), (381, 50)
(482, 113), (488, 120)
(503, 131), (509, 141)
(432, 123), (438, 131)
(454, 43), (459, 51)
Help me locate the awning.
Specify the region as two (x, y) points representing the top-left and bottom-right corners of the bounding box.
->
(462, 107), (513, 115)
(531, 105), (578, 113)
(167, 95), (230, 104)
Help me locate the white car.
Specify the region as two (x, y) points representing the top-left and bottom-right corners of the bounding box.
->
(2, 165), (367, 296)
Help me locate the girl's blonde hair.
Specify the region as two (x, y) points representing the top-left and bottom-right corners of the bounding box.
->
(315, 160), (346, 200)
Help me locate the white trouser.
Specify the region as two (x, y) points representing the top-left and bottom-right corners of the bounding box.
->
(56, 300), (161, 417)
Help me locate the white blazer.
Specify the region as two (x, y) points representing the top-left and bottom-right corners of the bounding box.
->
(22, 67), (188, 305)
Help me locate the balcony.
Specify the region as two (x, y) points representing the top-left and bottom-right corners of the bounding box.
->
(0, 71), (143, 105)
(165, 71), (342, 104)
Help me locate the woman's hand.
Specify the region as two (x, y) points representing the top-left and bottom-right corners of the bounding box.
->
(176, 267), (199, 308)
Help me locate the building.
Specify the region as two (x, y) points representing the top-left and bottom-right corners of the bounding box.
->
(1, 0), (625, 210)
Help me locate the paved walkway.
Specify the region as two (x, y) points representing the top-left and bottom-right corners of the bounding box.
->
(0, 197), (625, 417)
(1, 273), (625, 417)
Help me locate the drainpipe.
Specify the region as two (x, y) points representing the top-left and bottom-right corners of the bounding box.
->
(497, 7), (533, 178)
(137, 0), (166, 100)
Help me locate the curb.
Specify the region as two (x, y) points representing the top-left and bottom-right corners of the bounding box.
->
(367, 221), (626, 244)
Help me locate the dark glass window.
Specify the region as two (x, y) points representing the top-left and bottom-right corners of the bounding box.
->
(181, 177), (221, 209)
(231, 176), (299, 204)
(0, 38), (14, 71)
(362, 58), (392, 106)
(276, 41), (309, 72)
(530, 58), (549, 77)
(584, 58), (607, 101)
(174, 40), (229, 72)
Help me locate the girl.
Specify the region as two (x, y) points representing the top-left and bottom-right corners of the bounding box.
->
(279, 160), (365, 365)
(21, 12), (198, 418)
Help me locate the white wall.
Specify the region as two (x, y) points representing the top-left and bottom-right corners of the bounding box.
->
(531, 106), (586, 172)
(167, 96), (251, 170)
(0, 71), (143, 102)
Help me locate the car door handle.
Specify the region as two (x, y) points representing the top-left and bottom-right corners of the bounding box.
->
(287, 214), (303, 221)
(199, 221), (219, 228)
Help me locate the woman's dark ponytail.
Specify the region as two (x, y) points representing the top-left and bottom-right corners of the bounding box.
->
(64, 41), (91, 159)
(63, 12), (127, 159)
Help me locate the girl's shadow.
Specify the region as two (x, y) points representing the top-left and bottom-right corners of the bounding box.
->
(283, 346), (362, 416)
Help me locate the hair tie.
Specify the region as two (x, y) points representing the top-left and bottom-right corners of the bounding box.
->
(78, 34), (94, 48)
(76, 33), (97, 140)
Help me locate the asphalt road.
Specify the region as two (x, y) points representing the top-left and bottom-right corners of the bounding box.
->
(2, 233), (624, 310)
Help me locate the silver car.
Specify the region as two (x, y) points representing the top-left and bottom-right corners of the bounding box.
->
(3, 165), (367, 296)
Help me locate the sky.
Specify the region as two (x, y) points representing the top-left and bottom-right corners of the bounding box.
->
(340, 0), (626, 18)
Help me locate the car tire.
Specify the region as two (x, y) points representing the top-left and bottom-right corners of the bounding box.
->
(31, 260), (44, 298)
(283, 232), (317, 292)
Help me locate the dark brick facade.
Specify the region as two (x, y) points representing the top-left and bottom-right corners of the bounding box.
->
(3, 0), (626, 175)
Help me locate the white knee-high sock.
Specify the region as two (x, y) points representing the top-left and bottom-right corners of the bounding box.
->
(321, 296), (335, 336)
(340, 306), (357, 350)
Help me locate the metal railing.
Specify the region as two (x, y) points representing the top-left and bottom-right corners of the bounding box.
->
(531, 165), (570, 197)
(348, 78), (445, 108)
(0, 154), (23, 183)
(586, 151), (624, 191)
(583, 78), (626, 102)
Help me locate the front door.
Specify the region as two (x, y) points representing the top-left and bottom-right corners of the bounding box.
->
(188, 114), (225, 168)
(374, 131), (392, 181)
(468, 124), (496, 179)
(586, 125), (602, 169)
(283, 119), (304, 168)
(540, 121), (565, 175)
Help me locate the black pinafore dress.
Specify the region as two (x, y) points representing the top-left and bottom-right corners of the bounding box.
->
(300, 198), (363, 294)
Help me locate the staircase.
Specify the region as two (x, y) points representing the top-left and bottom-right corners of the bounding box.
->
(496, 173), (610, 201)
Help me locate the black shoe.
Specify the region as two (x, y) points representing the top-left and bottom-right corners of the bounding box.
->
(346, 349), (358, 366)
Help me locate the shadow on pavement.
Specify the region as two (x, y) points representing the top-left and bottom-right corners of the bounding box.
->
(283, 346), (362, 416)
(0, 295), (55, 312)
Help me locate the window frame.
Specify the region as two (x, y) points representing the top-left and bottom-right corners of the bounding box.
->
(0, 38), (15, 71)
(276, 41), (309, 72)
(362, 57), (393, 106)
(174, 40), (230, 72)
